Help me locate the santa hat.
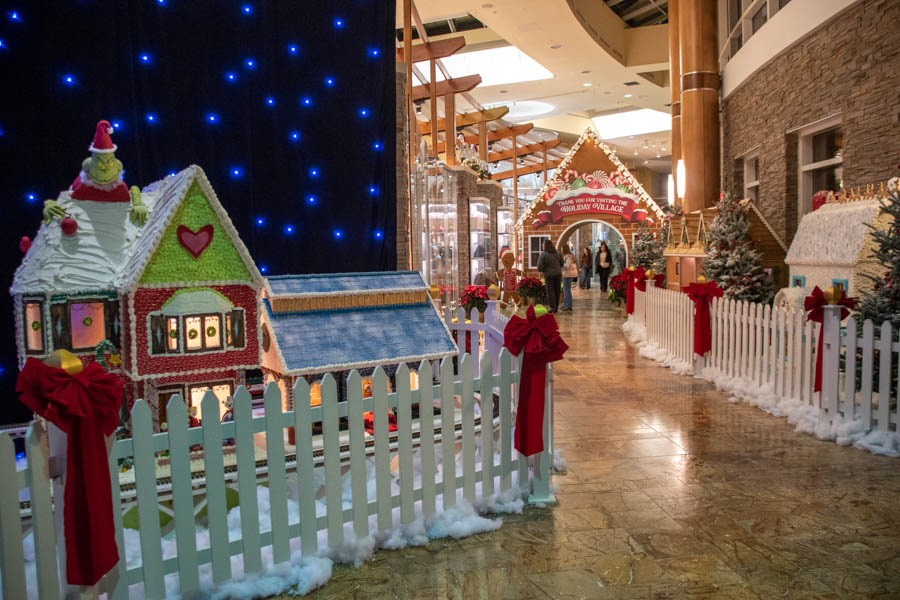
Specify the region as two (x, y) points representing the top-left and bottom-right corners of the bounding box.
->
(500, 247), (513, 259)
(88, 120), (117, 153)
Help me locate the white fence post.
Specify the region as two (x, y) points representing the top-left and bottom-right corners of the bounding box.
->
(821, 306), (842, 417)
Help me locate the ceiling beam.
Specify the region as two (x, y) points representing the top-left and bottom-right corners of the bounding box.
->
(411, 74), (482, 102)
(416, 106), (509, 135)
(395, 36), (466, 62)
(488, 139), (561, 163)
(435, 123), (535, 154)
(491, 159), (562, 181)
(623, 0), (667, 21)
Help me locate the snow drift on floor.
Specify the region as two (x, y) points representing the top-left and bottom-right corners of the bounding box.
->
(623, 317), (900, 458)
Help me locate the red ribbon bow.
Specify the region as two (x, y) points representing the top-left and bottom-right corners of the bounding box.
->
(653, 273), (666, 288)
(625, 267), (646, 314)
(683, 280), (724, 357)
(503, 305), (568, 456)
(17, 359), (123, 586)
(805, 286), (856, 393)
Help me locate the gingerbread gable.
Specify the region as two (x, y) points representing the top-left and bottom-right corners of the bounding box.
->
(115, 165), (263, 291)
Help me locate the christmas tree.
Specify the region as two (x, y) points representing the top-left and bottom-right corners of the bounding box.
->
(856, 185), (900, 327)
(704, 193), (773, 304)
(632, 222), (664, 271)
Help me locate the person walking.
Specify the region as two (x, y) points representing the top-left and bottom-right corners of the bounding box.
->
(537, 239), (564, 313)
(595, 241), (612, 292)
(561, 245), (578, 311)
(615, 240), (627, 275)
(580, 247), (593, 289)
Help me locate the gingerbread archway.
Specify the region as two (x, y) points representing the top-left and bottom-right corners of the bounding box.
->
(517, 127), (663, 276)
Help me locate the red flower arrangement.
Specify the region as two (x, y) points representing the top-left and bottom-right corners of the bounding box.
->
(517, 277), (546, 302)
(812, 190), (831, 211)
(608, 272), (629, 306)
(460, 285), (489, 314)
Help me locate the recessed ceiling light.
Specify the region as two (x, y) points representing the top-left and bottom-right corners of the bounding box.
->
(624, 93), (633, 98)
(583, 83), (592, 87)
(643, 160), (649, 164)
(550, 44), (563, 49)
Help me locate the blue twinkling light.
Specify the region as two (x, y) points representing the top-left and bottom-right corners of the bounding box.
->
(62, 74), (75, 86)
(146, 113), (157, 123)
(374, 230), (383, 239)
(230, 166), (244, 178)
(9, 11), (20, 22)
(168, 171), (176, 177)
(111, 120), (122, 130)
(256, 217), (265, 226)
(373, 141), (382, 150)
(287, 44), (298, 55)
(301, 96), (312, 106)
(289, 130), (300, 141)
(368, 48), (380, 57)
(157, 0), (165, 4)
(324, 76), (335, 87)
(139, 53), (151, 64)
(306, 195), (317, 205)
(333, 229), (343, 239)
(334, 17), (344, 28)
(368, 185), (378, 196)
(359, 108), (369, 117)
(284, 225), (295, 234)
(241, 4), (252, 15)
(0, 39), (6, 49)
(225, 71), (237, 83)
(265, 96), (275, 106)
(309, 168), (319, 178)
(260, 265), (268, 274)
(25, 193), (36, 203)
(206, 113), (218, 123)
(245, 58), (256, 69)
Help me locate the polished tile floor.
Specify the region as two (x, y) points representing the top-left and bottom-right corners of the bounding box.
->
(294, 289), (900, 599)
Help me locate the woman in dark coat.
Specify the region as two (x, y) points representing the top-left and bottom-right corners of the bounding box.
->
(537, 239), (564, 313)
(595, 241), (612, 292)
(580, 247), (593, 289)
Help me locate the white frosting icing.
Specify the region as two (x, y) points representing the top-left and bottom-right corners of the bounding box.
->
(11, 189), (158, 294)
(786, 200), (882, 266)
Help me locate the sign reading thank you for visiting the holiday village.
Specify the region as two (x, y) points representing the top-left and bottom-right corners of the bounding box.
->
(532, 169), (650, 228)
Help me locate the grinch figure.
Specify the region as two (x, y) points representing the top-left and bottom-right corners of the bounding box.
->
(42, 120), (148, 226)
(496, 247), (523, 306)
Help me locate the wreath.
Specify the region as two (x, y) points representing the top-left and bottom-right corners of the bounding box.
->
(169, 329), (178, 339)
(83, 316), (93, 327)
(31, 320), (41, 331)
(206, 326), (217, 338)
(188, 329), (199, 340)
(94, 339), (120, 370)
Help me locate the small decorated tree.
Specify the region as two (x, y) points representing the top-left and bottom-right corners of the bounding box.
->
(856, 182), (900, 328)
(631, 222), (664, 272)
(704, 193), (773, 304)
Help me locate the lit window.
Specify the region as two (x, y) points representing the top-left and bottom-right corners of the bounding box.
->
(189, 382), (233, 420)
(798, 117), (842, 218)
(24, 300), (44, 353)
(528, 235), (550, 269)
(742, 152), (760, 204)
(204, 315), (221, 349)
(185, 316), (203, 350)
(70, 302), (105, 350)
(167, 317), (179, 352)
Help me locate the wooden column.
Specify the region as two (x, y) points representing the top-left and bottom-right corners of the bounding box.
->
(543, 150), (548, 185)
(429, 60), (438, 158)
(512, 137), (519, 259)
(478, 119), (488, 161)
(444, 93), (456, 165)
(679, 0), (719, 212)
(668, 0), (682, 209)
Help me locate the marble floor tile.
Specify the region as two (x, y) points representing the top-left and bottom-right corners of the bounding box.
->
(283, 290), (900, 599)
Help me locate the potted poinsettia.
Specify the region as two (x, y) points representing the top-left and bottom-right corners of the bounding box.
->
(460, 285), (489, 321)
(608, 272), (629, 307)
(517, 277), (546, 306)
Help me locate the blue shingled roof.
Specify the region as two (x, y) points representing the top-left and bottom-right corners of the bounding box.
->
(267, 271), (426, 296)
(264, 299), (457, 375)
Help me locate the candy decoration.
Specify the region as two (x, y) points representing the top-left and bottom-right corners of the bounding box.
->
(20, 236), (32, 253)
(61, 217), (78, 236)
(177, 224), (214, 258)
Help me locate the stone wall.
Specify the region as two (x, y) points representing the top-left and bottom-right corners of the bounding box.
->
(721, 0), (900, 244)
(395, 66), (410, 270)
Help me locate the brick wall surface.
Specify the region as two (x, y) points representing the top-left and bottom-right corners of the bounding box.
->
(395, 67), (410, 270)
(722, 0), (900, 244)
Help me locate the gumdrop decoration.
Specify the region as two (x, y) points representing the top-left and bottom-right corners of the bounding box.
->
(61, 217), (79, 236)
(19, 236), (32, 253)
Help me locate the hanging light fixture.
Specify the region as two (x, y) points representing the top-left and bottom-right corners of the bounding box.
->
(676, 159), (686, 199)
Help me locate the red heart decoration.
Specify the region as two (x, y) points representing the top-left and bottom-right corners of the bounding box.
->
(177, 224), (214, 259)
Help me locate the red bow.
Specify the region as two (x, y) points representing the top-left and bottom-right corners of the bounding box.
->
(625, 267), (646, 314)
(17, 359), (123, 586)
(503, 305), (568, 456)
(653, 273), (665, 288)
(805, 286), (856, 393)
(683, 280), (724, 357)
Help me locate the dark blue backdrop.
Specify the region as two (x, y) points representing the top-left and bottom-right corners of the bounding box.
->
(0, 0), (397, 420)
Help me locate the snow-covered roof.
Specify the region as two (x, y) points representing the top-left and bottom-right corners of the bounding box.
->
(266, 271), (426, 297)
(11, 188), (160, 296)
(786, 200), (882, 266)
(115, 165), (263, 290)
(11, 165), (263, 297)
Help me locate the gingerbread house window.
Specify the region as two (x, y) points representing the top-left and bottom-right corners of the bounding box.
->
(70, 301), (106, 350)
(23, 299), (45, 354)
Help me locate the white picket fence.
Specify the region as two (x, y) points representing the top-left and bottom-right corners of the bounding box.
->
(0, 301), (556, 600)
(631, 287), (900, 436)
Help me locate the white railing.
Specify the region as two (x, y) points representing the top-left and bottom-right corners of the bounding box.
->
(1, 302), (558, 600)
(630, 288), (900, 442)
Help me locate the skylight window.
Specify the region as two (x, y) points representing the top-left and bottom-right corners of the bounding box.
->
(415, 45), (552, 88)
(591, 108), (671, 139)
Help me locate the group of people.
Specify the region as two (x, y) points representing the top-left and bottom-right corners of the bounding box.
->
(536, 239), (627, 313)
